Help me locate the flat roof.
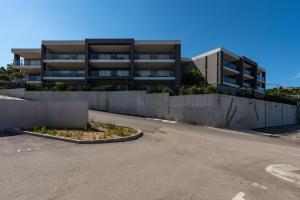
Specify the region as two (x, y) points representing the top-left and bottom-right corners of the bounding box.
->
(192, 47), (240, 60)
(192, 47), (266, 71)
(135, 40), (180, 45)
(42, 39), (180, 45)
(42, 40), (85, 45)
(11, 48), (41, 53)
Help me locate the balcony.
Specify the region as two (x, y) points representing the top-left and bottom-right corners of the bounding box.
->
(257, 86), (265, 93)
(90, 53), (130, 60)
(13, 59), (41, 72)
(25, 75), (41, 82)
(223, 76), (238, 87)
(257, 75), (266, 82)
(243, 69), (252, 76)
(243, 82), (251, 88)
(89, 70), (130, 78)
(135, 54), (175, 60)
(134, 70), (175, 80)
(223, 62), (237, 71)
(43, 71), (85, 80)
(134, 54), (175, 65)
(243, 69), (253, 80)
(44, 54), (85, 60)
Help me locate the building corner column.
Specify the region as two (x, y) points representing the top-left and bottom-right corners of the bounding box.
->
(174, 44), (181, 88)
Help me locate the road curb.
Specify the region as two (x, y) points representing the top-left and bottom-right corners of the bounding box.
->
(266, 164), (300, 185)
(22, 129), (143, 144)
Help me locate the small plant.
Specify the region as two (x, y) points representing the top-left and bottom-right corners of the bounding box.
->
(205, 85), (217, 93)
(25, 83), (42, 91)
(161, 87), (174, 95)
(51, 82), (66, 91)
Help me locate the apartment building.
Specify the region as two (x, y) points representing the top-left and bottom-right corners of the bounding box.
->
(183, 47), (266, 92)
(12, 39), (181, 88)
(12, 40), (266, 92)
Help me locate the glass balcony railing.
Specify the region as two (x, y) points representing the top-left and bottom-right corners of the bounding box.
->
(244, 69), (252, 76)
(135, 54), (175, 60)
(257, 75), (265, 81)
(243, 82), (251, 88)
(223, 62), (237, 71)
(44, 71), (85, 77)
(90, 54), (130, 60)
(257, 87), (265, 92)
(26, 75), (41, 81)
(44, 54), (85, 60)
(90, 70), (130, 77)
(134, 70), (175, 77)
(223, 76), (237, 85)
(14, 59), (41, 66)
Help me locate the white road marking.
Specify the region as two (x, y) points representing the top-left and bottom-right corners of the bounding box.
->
(251, 182), (268, 190)
(232, 192), (246, 200)
(17, 149), (21, 152)
(266, 164), (300, 185)
(146, 118), (177, 124)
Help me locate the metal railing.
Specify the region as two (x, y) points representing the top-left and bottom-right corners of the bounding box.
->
(134, 70), (175, 77)
(223, 62), (237, 71)
(223, 76), (237, 85)
(44, 71), (85, 77)
(0, 81), (25, 89)
(243, 82), (251, 88)
(44, 54), (85, 60)
(14, 59), (41, 66)
(244, 69), (252, 76)
(257, 87), (265, 92)
(257, 75), (265, 81)
(90, 70), (130, 77)
(90, 53), (130, 60)
(135, 54), (175, 60)
(26, 75), (41, 81)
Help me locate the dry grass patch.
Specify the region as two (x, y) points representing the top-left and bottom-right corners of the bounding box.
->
(32, 121), (137, 141)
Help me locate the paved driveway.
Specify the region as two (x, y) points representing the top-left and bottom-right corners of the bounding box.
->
(0, 110), (299, 200)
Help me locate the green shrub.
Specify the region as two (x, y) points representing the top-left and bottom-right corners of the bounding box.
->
(205, 85), (217, 93)
(25, 83), (42, 91)
(182, 68), (205, 86)
(161, 87), (174, 95)
(51, 82), (66, 91)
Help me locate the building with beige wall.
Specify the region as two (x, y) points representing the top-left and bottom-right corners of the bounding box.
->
(12, 40), (266, 92)
(183, 47), (266, 92)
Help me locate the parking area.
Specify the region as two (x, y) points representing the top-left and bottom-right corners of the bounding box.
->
(0, 111), (299, 200)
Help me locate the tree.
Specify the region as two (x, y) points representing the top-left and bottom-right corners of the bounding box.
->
(0, 64), (24, 81)
(182, 68), (205, 86)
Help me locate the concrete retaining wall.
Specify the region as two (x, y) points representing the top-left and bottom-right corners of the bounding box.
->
(0, 88), (25, 98)
(0, 99), (88, 131)
(5, 90), (298, 129)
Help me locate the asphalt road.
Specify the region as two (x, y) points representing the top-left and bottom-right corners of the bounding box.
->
(0, 110), (299, 200)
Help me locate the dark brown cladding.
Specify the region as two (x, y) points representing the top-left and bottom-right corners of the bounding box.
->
(40, 38), (180, 88)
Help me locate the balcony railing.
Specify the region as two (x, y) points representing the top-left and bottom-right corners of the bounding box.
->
(44, 71), (85, 77)
(257, 75), (265, 81)
(26, 75), (41, 81)
(244, 69), (252, 76)
(223, 62), (237, 71)
(257, 87), (265, 92)
(44, 54), (85, 60)
(90, 54), (130, 60)
(243, 82), (251, 88)
(223, 76), (237, 85)
(14, 59), (41, 66)
(135, 54), (175, 60)
(134, 70), (175, 77)
(90, 70), (129, 77)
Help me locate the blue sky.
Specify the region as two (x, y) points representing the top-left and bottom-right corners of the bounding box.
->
(0, 0), (299, 87)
